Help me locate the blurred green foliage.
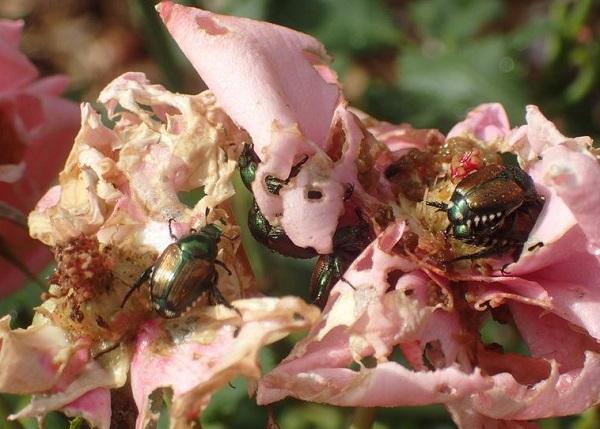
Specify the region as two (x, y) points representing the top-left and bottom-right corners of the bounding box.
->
(2, 0), (600, 428)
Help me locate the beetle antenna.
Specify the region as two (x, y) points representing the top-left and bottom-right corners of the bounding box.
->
(121, 266), (152, 308)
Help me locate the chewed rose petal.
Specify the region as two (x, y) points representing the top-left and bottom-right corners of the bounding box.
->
(0, 315), (127, 424)
(473, 351), (600, 420)
(259, 362), (490, 407)
(10, 357), (126, 424)
(447, 103), (510, 143)
(29, 72), (240, 251)
(258, 224), (461, 405)
(62, 388), (111, 429)
(531, 144), (600, 255)
(156, 1), (339, 155)
(0, 315), (86, 393)
(159, 2), (378, 251)
(131, 297), (319, 429)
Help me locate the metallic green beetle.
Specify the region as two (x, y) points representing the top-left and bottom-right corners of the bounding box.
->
(239, 142), (308, 194)
(121, 221), (233, 318)
(310, 221), (373, 309)
(248, 200), (317, 259)
(427, 164), (544, 262)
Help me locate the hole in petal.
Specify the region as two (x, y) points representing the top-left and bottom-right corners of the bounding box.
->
(385, 270), (404, 293)
(436, 383), (455, 396)
(306, 189), (323, 200)
(361, 355), (378, 369)
(423, 340), (445, 370)
(177, 186), (206, 208)
(326, 119), (345, 162)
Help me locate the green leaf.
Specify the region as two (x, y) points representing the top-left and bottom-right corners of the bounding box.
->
(396, 37), (528, 129)
(207, 0), (271, 19)
(409, 0), (503, 44)
(268, 0), (401, 55)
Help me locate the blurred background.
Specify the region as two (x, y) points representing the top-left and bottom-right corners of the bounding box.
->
(1, 0), (599, 428)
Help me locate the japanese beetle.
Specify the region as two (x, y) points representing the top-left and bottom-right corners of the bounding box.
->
(121, 221), (233, 318)
(239, 143), (308, 195)
(238, 142), (260, 192)
(427, 164), (544, 262)
(310, 220), (373, 308)
(248, 200), (317, 259)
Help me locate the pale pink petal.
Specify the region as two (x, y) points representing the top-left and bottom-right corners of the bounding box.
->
(528, 280), (600, 342)
(0, 315), (84, 394)
(29, 73), (241, 251)
(258, 224), (477, 406)
(158, 2), (376, 253)
(0, 315), (126, 423)
(473, 352), (600, 420)
(531, 144), (600, 255)
(507, 105), (593, 162)
(131, 297), (319, 429)
(447, 103), (510, 142)
(62, 388), (111, 429)
(157, 1), (339, 155)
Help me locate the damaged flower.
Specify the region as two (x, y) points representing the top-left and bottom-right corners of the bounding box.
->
(1, 73), (318, 429)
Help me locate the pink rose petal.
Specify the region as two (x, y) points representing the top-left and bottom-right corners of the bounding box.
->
(447, 103), (510, 142)
(62, 388), (111, 429)
(131, 297), (319, 429)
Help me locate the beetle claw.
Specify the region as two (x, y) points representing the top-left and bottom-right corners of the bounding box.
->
(340, 276), (356, 290)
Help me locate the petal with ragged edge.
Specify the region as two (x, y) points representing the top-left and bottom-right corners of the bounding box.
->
(29, 72), (241, 252)
(130, 297), (319, 429)
(158, 2), (384, 254)
(257, 224), (490, 407)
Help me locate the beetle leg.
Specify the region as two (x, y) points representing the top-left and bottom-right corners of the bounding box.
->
(207, 272), (241, 315)
(265, 154), (310, 194)
(121, 265), (153, 308)
(449, 245), (506, 263)
(168, 218), (178, 240)
(426, 201), (448, 212)
(527, 241), (544, 252)
(500, 263), (512, 275)
(214, 259), (232, 275)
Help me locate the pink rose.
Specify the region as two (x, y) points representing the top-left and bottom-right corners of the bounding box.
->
(157, 3), (600, 427)
(0, 19), (79, 296)
(3, 72), (318, 429)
